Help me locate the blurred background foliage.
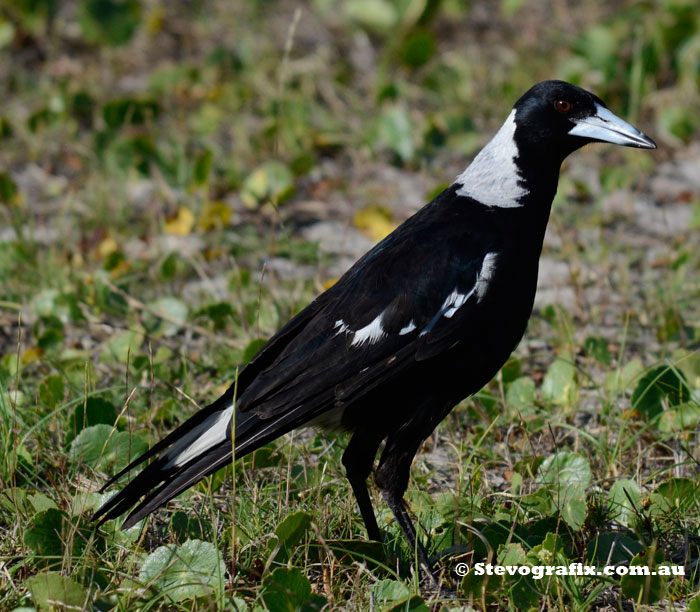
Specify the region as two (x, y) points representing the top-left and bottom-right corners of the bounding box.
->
(0, 0), (699, 221)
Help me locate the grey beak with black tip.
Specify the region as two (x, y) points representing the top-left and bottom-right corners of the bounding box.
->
(569, 103), (657, 149)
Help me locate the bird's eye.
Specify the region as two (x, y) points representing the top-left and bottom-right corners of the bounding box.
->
(554, 100), (573, 113)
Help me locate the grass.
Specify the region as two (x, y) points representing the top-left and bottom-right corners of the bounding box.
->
(1, 0), (700, 610)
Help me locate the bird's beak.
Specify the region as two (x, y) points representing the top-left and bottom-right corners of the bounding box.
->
(569, 103), (657, 149)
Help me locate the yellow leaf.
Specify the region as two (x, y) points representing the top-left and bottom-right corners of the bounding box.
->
(198, 201), (232, 231)
(353, 205), (396, 241)
(21, 346), (44, 365)
(97, 236), (118, 258)
(164, 207), (195, 236)
(322, 277), (339, 290)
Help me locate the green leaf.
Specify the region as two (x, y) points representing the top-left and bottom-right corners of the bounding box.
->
(66, 397), (117, 445)
(100, 327), (144, 364)
(268, 510), (312, 563)
(538, 451), (592, 489)
(143, 296), (188, 338)
(24, 509), (69, 562)
(658, 401), (700, 432)
(261, 567), (326, 612)
(506, 376), (536, 414)
(193, 149), (213, 185)
(69, 424), (147, 473)
(541, 358), (577, 407)
(78, 0), (142, 46)
(375, 105), (415, 162)
(371, 579), (410, 606)
(586, 531), (643, 565)
(632, 366), (690, 420)
(0, 171), (18, 204)
(240, 161), (294, 209)
(620, 548), (666, 604)
(608, 479), (642, 526)
(139, 539), (225, 602)
(648, 477), (700, 516)
(401, 29), (435, 67)
(344, 0), (398, 32)
(25, 572), (88, 611)
(584, 336), (612, 365)
(605, 357), (644, 393)
(38, 375), (64, 411)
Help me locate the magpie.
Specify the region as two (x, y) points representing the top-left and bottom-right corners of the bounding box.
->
(94, 81), (655, 581)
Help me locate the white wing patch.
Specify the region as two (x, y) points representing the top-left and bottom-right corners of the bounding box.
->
(399, 320), (416, 335)
(351, 312), (386, 346)
(441, 289), (471, 319)
(454, 109), (528, 208)
(334, 313), (387, 346)
(165, 405), (233, 469)
(475, 252), (498, 300)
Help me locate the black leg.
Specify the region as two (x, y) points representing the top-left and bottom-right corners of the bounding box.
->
(342, 432), (384, 542)
(381, 491), (437, 586)
(374, 435), (439, 587)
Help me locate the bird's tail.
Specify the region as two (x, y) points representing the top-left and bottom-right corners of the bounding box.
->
(92, 390), (268, 530)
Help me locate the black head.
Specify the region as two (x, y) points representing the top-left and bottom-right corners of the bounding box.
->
(512, 80), (656, 161)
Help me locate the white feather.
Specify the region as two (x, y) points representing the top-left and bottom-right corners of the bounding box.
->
(454, 109), (528, 208)
(165, 405), (233, 468)
(351, 312), (386, 346)
(399, 320), (417, 335)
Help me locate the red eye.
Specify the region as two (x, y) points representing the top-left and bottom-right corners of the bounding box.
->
(555, 100), (573, 113)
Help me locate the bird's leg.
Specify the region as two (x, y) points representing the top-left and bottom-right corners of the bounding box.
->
(381, 491), (437, 586)
(375, 436), (439, 587)
(342, 432), (384, 542)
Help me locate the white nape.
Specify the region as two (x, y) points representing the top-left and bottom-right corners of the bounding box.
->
(454, 109), (528, 208)
(351, 312), (386, 346)
(165, 405), (233, 468)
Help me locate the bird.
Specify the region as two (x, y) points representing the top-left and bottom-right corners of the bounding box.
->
(93, 80), (656, 583)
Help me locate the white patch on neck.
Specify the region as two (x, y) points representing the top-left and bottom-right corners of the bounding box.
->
(454, 109), (528, 208)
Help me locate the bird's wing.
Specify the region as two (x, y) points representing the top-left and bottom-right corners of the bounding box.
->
(236, 229), (495, 421)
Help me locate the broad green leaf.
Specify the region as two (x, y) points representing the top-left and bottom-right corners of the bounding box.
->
(100, 327), (144, 364)
(268, 510), (312, 563)
(586, 531), (643, 565)
(620, 548), (666, 603)
(376, 105), (415, 162)
(658, 401), (700, 432)
(648, 477), (700, 516)
(261, 567), (326, 612)
(79, 0), (142, 46)
(240, 161), (294, 209)
(38, 374), (64, 410)
(24, 509), (69, 562)
(631, 366), (690, 420)
(66, 397), (117, 445)
(541, 359), (577, 407)
(143, 296), (188, 338)
(506, 376), (536, 414)
(70, 424), (147, 473)
(371, 579), (410, 606)
(139, 539), (225, 602)
(538, 451), (592, 489)
(608, 479), (641, 526)
(344, 0), (398, 32)
(25, 572), (88, 611)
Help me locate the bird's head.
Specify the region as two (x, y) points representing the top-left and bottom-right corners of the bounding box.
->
(513, 80), (656, 158)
